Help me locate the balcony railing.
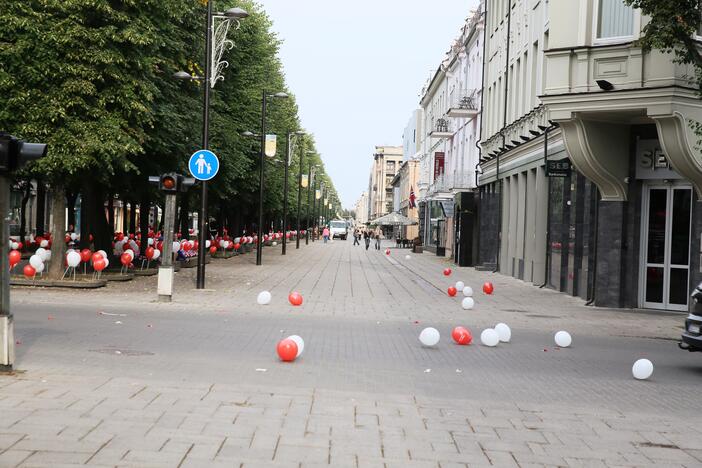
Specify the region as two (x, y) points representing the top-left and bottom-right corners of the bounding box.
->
(426, 171), (475, 194)
(447, 91), (479, 118)
(429, 118), (452, 140)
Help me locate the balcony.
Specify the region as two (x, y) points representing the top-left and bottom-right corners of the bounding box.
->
(426, 173), (450, 196)
(447, 92), (479, 119)
(429, 118), (452, 140)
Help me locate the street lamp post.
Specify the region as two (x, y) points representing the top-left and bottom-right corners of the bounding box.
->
(305, 164), (314, 245)
(297, 151), (314, 249)
(256, 90), (288, 266)
(174, 5), (248, 289)
(282, 131), (304, 255)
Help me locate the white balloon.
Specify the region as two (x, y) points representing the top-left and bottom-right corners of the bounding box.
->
(34, 262), (45, 273)
(29, 254), (44, 269)
(462, 286), (473, 297)
(494, 323), (511, 342)
(151, 249), (161, 260)
(461, 297), (475, 310)
(480, 328), (499, 347)
(172, 241), (180, 252)
(405, 255), (411, 260)
(257, 291), (272, 305)
(455, 281), (465, 291)
(35, 247), (48, 261)
(11, 242), (19, 250)
(205, 240), (211, 248)
(219, 240), (226, 248)
(554, 331), (572, 348)
(69, 233), (78, 241)
(287, 335), (305, 357)
(98, 250), (107, 259)
(40, 240), (48, 248)
(272, 241), (277, 246)
(44, 250), (51, 261)
(66, 251), (81, 267)
(419, 327), (440, 347)
(632, 359), (653, 380)
(233, 237), (240, 244)
(147, 238), (154, 246)
(103, 257), (110, 268)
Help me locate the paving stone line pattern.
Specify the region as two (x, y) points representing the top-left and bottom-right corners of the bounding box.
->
(2, 240), (702, 467)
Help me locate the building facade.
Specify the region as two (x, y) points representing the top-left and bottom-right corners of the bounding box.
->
(477, 0), (702, 313)
(354, 191), (369, 225)
(390, 160), (420, 240)
(368, 146), (403, 221)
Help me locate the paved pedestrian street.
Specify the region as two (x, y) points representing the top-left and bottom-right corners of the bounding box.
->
(2, 240), (702, 468)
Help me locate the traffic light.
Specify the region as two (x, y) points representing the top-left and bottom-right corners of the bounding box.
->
(0, 132), (47, 174)
(148, 173), (196, 193)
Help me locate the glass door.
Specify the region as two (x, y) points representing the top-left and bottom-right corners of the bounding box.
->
(641, 184), (692, 311)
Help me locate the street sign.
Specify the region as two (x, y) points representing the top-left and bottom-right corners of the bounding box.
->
(546, 158), (571, 178)
(188, 150), (219, 181)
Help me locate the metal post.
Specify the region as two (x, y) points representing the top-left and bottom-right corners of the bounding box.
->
(282, 133), (291, 255)
(158, 193), (177, 302)
(256, 91), (267, 266)
(0, 176), (14, 371)
(311, 180), (317, 242)
(305, 164), (312, 245)
(296, 145), (304, 249)
(196, 0), (213, 289)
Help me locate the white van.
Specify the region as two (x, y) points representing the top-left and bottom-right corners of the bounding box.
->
(329, 220), (348, 240)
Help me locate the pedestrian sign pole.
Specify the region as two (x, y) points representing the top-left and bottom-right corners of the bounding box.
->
(189, 150), (219, 289)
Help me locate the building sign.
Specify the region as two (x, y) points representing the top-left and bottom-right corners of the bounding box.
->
(546, 158), (571, 177)
(264, 134), (277, 157)
(441, 200), (455, 218)
(434, 152), (445, 179)
(301, 174), (309, 188)
(636, 139), (681, 180)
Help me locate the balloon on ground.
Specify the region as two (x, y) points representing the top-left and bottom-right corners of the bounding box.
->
(461, 297), (474, 310)
(452, 326), (472, 345)
(277, 339), (298, 362)
(554, 331), (572, 348)
(455, 281), (465, 291)
(480, 328), (499, 347)
(462, 286), (473, 297)
(632, 358), (653, 380)
(447, 287), (457, 297)
(419, 327), (440, 347)
(287, 335), (304, 357)
(257, 291), (272, 305)
(288, 292), (303, 306)
(494, 323), (511, 342)
(443, 268), (452, 276)
(483, 282), (494, 294)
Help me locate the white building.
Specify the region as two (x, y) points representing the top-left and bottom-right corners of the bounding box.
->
(354, 191), (369, 225)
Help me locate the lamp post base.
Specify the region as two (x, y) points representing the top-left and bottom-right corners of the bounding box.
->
(157, 267), (174, 302)
(0, 315), (14, 372)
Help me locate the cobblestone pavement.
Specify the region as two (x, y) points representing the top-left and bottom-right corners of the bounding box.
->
(2, 240), (702, 467)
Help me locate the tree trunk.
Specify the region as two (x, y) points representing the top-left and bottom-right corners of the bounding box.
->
(139, 192), (150, 242)
(47, 186), (67, 279)
(85, 182), (112, 254)
(178, 192), (189, 239)
(79, 190), (89, 248)
(18, 183), (31, 243)
(122, 199), (128, 233)
(35, 181), (46, 236)
(66, 191), (77, 232)
(129, 200), (137, 235)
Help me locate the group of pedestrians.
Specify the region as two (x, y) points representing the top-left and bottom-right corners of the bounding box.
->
(352, 227), (383, 251)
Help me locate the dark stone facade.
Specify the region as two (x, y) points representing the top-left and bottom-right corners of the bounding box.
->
(477, 183), (499, 269)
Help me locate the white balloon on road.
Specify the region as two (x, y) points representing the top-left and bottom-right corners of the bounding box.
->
(462, 286), (473, 297)
(632, 358), (653, 380)
(405, 255), (411, 260)
(257, 291), (272, 305)
(455, 281), (465, 291)
(66, 251), (81, 267)
(494, 323), (511, 342)
(287, 335), (305, 357)
(480, 328), (499, 347)
(554, 331), (572, 348)
(419, 327), (440, 347)
(461, 297), (475, 310)
(29, 254), (44, 269)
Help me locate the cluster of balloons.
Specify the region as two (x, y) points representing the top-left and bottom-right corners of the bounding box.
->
(25, 247), (52, 277)
(480, 323), (511, 347)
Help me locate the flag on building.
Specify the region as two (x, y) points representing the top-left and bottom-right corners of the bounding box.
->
(409, 186), (416, 209)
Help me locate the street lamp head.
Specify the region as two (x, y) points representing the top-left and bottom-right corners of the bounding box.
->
(223, 7), (249, 18)
(294, 130), (306, 136)
(173, 71), (195, 80)
(241, 131), (258, 138)
(272, 92), (289, 99)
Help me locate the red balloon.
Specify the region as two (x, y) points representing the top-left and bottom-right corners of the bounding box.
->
(9, 250), (21, 267)
(385, 249), (390, 255)
(234, 243), (241, 250)
(93, 258), (106, 272)
(483, 282), (494, 295)
(193, 241), (199, 250)
(277, 339), (298, 362)
(286, 233), (291, 239)
(447, 286), (457, 297)
(120, 253), (131, 266)
(452, 326), (473, 345)
(23, 264), (36, 278)
(288, 292), (303, 306)
(89, 234), (94, 242)
(64, 234), (71, 243)
(145, 247), (155, 260)
(182, 242), (192, 252)
(209, 246), (217, 255)
(17, 242), (23, 251)
(91, 252), (104, 264)
(443, 268), (452, 276)
(79, 249), (92, 263)
(117, 233), (125, 241)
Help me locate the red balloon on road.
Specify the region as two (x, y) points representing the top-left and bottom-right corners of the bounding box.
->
(277, 339), (298, 362)
(93, 259), (106, 272)
(482, 282), (494, 295)
(145, 247), (155, 260)
(443, 268), (452, 276)
(447, 286), (457, 297)
(23, 264), (36, 278)
(452, 326), (472, 345)
(288, 291), (303, 306)
(9, 250), (21, 267)
(385, 249), (390, 255)
(80, 249), (92, 263)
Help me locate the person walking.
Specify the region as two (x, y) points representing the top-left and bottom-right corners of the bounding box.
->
(322, 226), (330, 243)
(363, 229), (371, 250)
(374, 227), (382, 250)
(353, 229), (360, 246)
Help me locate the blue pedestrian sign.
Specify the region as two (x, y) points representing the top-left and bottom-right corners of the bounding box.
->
(189, 150), (219, 181)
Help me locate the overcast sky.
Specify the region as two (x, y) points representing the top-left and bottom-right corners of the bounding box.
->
(255, 0), (480, 209)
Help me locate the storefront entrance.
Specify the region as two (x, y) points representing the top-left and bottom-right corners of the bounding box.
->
(640, 184), (692, 311)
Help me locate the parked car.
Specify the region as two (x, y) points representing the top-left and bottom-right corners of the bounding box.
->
(329, 220), (348, 240)
(680, 282), (702, 353)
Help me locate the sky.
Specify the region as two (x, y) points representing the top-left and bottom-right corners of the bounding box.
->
(255, 0), (480, 209)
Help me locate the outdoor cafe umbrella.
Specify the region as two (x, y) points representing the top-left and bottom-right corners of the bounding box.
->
(369, 212), (418, 226)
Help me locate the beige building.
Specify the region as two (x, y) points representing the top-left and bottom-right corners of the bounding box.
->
(391, 160), (420, 240)
(354, 191), (369, 225)
(368, 146), (403, 221)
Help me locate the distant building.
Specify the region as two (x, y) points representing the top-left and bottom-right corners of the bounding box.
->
(390, 159), (420, 241)
(354, 191), (369, 224)
(368, 146), (403, 221)
(402, 109), (423, 163)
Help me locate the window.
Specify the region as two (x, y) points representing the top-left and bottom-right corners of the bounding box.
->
(597, 0), (634, 39)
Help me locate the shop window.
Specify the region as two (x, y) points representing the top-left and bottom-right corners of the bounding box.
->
(596, 0), (634, 40)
